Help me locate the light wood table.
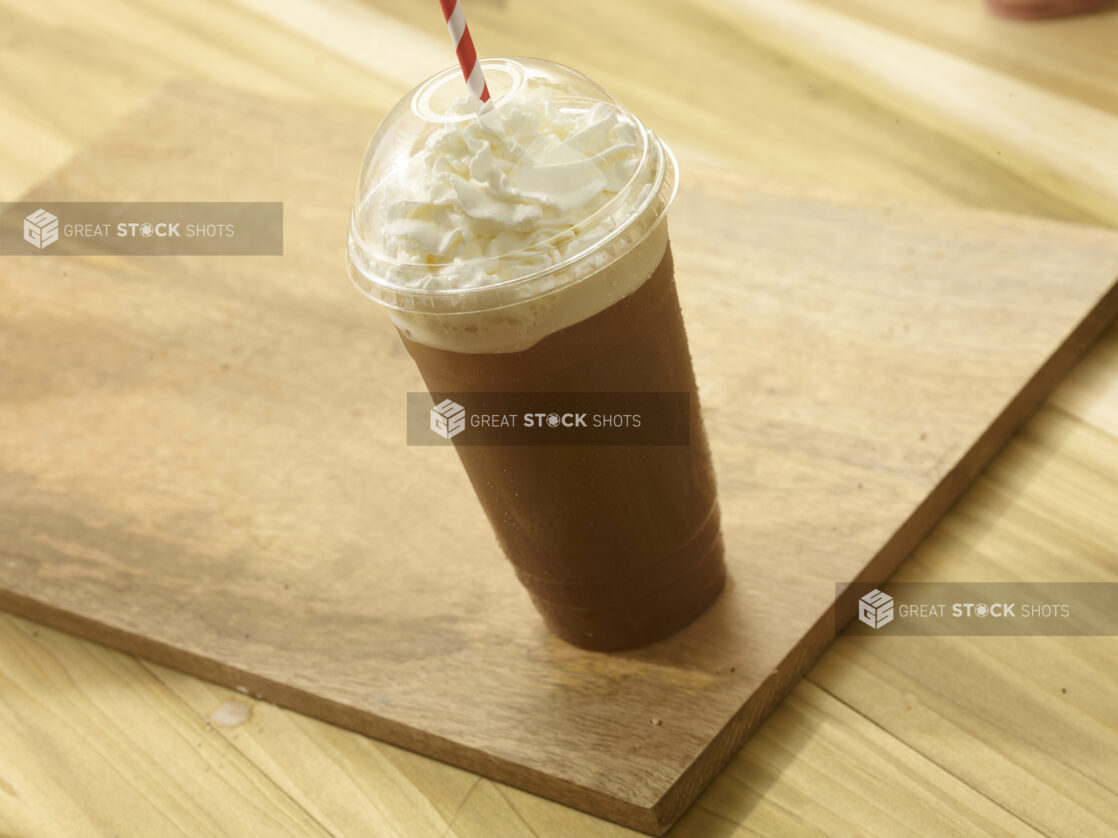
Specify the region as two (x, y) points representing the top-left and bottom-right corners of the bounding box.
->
(1, 1), (1116, 835)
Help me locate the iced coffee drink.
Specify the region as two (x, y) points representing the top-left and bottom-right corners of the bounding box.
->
(348, 58), (725, 650)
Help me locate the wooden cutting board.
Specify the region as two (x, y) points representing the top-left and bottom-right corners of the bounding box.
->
(2, 82), (1116, 835)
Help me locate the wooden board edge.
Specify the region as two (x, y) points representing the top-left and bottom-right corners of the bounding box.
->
(0, 589), (663, 834)
(648, 276), (1118, 834)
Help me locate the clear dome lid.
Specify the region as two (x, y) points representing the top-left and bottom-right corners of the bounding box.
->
(346, 57), (676, 316)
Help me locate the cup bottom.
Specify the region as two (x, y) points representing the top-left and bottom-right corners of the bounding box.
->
(527, 525), (728, 652)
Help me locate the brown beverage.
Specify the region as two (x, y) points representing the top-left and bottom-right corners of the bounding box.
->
(347, 58), (726, 650)
(401, 242), (724, 649)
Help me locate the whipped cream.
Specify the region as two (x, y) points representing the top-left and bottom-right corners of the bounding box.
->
(381, 95), (641, 289)
(348, 59), (677, 353)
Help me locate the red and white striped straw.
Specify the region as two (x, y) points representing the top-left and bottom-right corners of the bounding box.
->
(437, 0), (491, 105)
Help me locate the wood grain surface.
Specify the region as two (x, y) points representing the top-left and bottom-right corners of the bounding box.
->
(0, 1), (1116, 836)
(2, 79), (1117, 834)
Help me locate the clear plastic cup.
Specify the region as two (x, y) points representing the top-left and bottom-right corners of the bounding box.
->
(347, 58), (725, 650)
